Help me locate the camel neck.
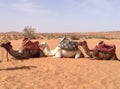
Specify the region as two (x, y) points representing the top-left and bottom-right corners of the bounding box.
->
(82, 43), (92, 56)
(3, 46), (27, 59)
(4, 47), (17, 57)
(43, 45), (51, 56)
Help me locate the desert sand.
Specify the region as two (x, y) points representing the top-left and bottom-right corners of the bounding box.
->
(0, 38), (120, 89)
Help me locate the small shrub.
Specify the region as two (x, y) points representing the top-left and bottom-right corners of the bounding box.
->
(70, 34), (79, 40)
(23, 26), (37, 39)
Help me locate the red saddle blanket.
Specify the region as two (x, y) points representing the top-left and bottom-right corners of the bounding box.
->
(95, 41), (116, 53)
(22, 38), (40, 50)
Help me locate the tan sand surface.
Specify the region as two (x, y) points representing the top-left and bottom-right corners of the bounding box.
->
(0, 39), (120, 89)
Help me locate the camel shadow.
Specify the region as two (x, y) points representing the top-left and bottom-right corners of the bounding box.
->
(0, 66), (37, 71)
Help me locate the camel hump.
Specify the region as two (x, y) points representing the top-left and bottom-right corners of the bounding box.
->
(58, 37), (78, 51)
(95, 41), (116, 53)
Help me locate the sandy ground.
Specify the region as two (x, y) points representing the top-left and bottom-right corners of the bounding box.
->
(0, 38), (120, 89)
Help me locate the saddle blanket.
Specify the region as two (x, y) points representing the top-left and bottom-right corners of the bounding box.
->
(58, 37), (78, 51)
(22, 37), (40, 50)
(95, 41), (116, 53)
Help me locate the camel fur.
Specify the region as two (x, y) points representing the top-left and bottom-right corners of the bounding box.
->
(39, 42), (84, 59)
(0, 41), (44, 60)
(78, 40), (119, 61)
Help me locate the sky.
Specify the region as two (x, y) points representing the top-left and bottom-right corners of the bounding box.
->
(0, 0), (120, 32)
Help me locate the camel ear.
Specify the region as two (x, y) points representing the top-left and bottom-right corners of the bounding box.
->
(7, 42), (11, 45)
(83, 40), (86, 43)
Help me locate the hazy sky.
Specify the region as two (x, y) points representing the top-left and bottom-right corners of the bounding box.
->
(0, 0), (120, 32)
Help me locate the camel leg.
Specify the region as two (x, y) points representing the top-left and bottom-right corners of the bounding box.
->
(75, 53), (82, 59)
(54, 50), (62, 58)
(80, 52), (84, 58)
(91, 57), (98, 60)
(110, 54), (120, 61)
(54, 53), (62, 58)
(75, 54), (80, 59)
(75, 50), (84, 59)
(6, 51), (9, 61)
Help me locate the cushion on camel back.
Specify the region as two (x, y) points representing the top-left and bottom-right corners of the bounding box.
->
(22, 38), (40, 50)
(58, 37), (78, 51)
(95, 41), (116, 53)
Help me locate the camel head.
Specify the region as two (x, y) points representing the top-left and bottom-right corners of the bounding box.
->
(78, 40), (87, 46)
(39, 42), (48, 49)
(0, 41), (12, 49)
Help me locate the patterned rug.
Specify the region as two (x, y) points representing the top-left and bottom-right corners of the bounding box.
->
(58, 37), (78, 51)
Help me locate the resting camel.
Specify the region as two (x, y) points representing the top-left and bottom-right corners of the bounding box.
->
(78, 40), (119, 61)
(0, 41), (44, 60)
(39, 42), (84, 59)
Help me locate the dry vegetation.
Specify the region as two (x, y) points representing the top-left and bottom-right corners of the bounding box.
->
(0, 31), (120, 41)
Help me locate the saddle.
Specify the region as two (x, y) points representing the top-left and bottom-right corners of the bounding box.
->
(22, 38), (40, 50)
(58, 37), (78, 51)
(95, 41), (116, 53)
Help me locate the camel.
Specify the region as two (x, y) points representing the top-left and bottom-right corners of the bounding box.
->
(78, 40), (119, 61)
(0, 41), (44, 60)
(39, 42), (84, 59)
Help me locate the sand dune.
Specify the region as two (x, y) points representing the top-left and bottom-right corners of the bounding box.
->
(0, 39), (120, 89)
